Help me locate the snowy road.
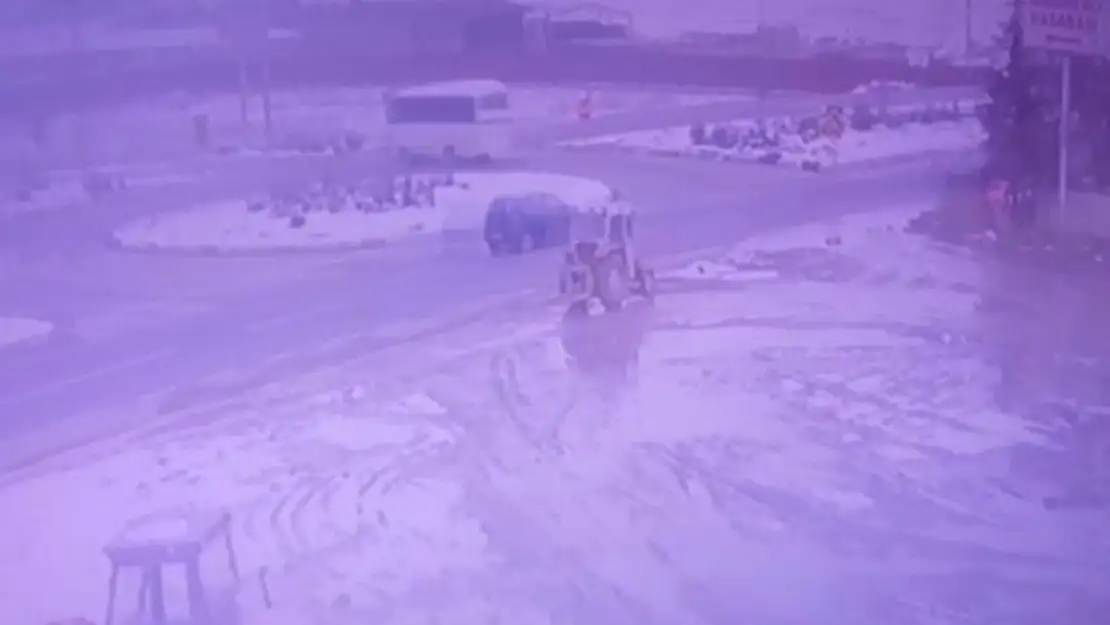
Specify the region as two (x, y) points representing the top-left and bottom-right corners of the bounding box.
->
(0, 146), (969, 455)
(0, 86), (980, 457)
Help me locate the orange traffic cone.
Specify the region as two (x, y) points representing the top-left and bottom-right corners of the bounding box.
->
(577, 92), (593, 121)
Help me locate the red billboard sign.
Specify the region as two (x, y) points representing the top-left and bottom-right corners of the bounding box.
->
(1022, 0), (1109, 54)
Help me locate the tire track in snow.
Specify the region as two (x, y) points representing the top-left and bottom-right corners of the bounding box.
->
(219, 419), (458, 608)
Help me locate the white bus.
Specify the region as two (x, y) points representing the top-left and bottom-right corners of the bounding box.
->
(384, 79), (515, 162)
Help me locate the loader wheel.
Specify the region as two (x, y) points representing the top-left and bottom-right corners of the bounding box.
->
(594, 255), (629, 312)
(510, 230), (535, 254)
(564, 300), (590, 319)
(634, 266), (656, 303)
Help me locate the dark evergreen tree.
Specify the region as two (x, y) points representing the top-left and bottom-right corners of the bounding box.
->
(980, 5), (1053, 186)
(1069, 55), (1110, 189)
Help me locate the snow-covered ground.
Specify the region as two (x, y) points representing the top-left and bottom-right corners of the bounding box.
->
(562, 110), (985, 169)
(0, 316), (53, 349)
(0, 179), (90, 218)
(850, 80), (915, 95)
(111, 172), (613, 252)
(1, 169), (197, 220)
(829, 119), (985, 163)
(663, 206), (986, 327)
(6, 204), (1107, 623)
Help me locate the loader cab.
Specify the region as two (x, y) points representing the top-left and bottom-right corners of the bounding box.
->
(559, 199), (653, 313)
(567, 202), (635, 264)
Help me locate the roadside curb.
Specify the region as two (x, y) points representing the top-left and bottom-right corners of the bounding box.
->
(0, 231), (877, 483)
(104, 233), (389, 258)
(557, 95), (984, 173)
(0, 290), (541, 484)
(102, 229), (446, 258)
(561, 140), (982, 175)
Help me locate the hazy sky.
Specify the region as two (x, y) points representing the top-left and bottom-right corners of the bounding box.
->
(0, 0), (1014, 55)
(540, 0), (1011, 49)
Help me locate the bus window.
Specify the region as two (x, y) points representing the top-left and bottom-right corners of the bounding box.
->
(478, 92), (509, 111)
(386, 96), (477, 124)
(609, 214), (626, 244)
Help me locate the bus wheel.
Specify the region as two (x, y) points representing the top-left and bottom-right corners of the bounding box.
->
(565, 299), (590, 319)
(595, 255), (629, 312)
(512, 231), (535, 254)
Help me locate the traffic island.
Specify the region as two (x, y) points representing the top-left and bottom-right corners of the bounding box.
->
(108, 171), (614, 255)
(561, 99), (985, 171)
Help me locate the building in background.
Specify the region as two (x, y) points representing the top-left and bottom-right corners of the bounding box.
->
(530, 0), (1010, 56)
(287, 0), (528, 56)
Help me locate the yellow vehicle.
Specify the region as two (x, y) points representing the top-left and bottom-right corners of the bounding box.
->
(558, 200), (654, 315)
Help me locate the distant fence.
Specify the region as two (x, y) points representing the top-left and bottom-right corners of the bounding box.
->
(0, 41), (989, 120)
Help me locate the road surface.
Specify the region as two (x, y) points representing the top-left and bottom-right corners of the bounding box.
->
(0, 152), (972, 446)
(0, 86), (976, 456)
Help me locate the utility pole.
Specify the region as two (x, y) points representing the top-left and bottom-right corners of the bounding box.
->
(224, 0), (273, 142)
(756, 0), (767, 121)
(259, 0), (272, 142)
(246, 0), (273, 141)
(237, 53), (250, 124)
(965, 0), (973, 57)
(67, 0), (87, 173)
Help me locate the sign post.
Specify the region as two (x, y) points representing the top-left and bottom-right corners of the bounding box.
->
(1059, 54), (1070, 212)
(219, 0), (271, 138)
(1019, 0), (1109, 218)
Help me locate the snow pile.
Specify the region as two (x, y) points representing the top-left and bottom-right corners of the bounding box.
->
(667, 259), (777, 282)
(111, 172), (614, 252)
(114, 199), (438, 253)
(0, 316), (53, 348)
(665, 206), (986, 328)
(2, 180), (90, 217)
(850, 80), (914, 95)
(562, 103), (984, 169)
(830, 119), (986, 163)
